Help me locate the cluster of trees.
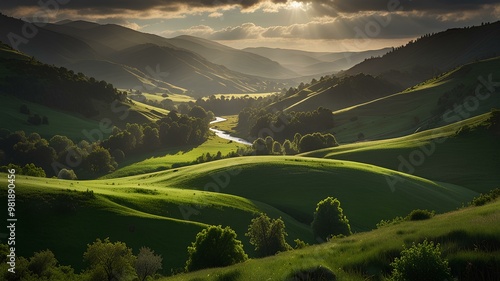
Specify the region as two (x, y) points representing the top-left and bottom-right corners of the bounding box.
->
(0, 109), (212, 178)
(239, 107), (335, 141)
(0, 163), (46, 177)
(0, 52), (127, 118)
(185, 196), (352, 272)
(194, 94), (277, 115)
(0, 196), (352, 279)
(129, 92), (278, 116)
(252, 132), (338, 155)
(0, 239), (162, 281)
(103, 109), (211, 158)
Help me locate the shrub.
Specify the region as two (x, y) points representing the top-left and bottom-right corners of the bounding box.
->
(469, 188), (500, 206)
(246, 213), (291, 257)
(57, 168), (78, 180)
(406, 209), (435, 221)
(83, 238), (136, 281)
(185, 225), (247, 272)
(311, 197), (352, 241)
(390, 240), (452, 281)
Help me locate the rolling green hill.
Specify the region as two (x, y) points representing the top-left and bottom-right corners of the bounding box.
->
(330, 57), (500, 143)
(0, 42), (170, 133)
(162, 198), (500, 281)
(1, 154), (478, 272)
(302, 111), (500, 193)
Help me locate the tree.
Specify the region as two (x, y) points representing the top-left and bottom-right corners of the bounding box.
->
(246, 213), (291, 257)
(390, 240), (451, 281)
(57, 168), (78, 180)
(28, 249), (57, 277)
(135, 247), (162, 281)
(49, 135), (74, 155)
(22, 163), (46, 177)
(188, 106), (208, 120)
(185, 225), (247, 272)
(83, 238), (136, 281)
(85, 146), (116, 175)
(311, 197), (352, 241)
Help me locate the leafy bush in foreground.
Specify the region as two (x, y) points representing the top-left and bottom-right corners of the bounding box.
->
(390, 240), (451, 281)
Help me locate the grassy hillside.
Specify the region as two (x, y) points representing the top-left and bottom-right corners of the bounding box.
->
(163, 199), (500, 281)
(103, 136), (247, 178)
(0, 154), (478, 273)
(302, 111), (500, 193)
(0, 94), (105, 140)
(144, 156), (476, 231)
(330, 57), (500, 143)
(267, 74), (401, 113)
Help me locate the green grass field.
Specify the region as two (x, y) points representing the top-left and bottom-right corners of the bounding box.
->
(162, 198), (500, 281)
(0, 153), (479, 273)
(0, 94), (106, 140)
(103, 135), (247, 178)
(302, 111), (500, 193)
(330, 57), (500, 143)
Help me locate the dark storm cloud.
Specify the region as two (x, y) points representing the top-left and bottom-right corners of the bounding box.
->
(308, 0), (500, 16)
(0, 0), (285, 14)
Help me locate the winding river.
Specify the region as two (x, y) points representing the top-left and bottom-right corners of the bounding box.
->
(209, 117), (252, 146)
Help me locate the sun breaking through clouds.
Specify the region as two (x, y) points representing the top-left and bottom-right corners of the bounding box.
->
(1, 0), (499, 51)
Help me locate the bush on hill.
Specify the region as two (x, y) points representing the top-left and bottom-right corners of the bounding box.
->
(246, 213), (292, 257)
(185, 225), (247, 272)
(390, 240), (451, 281)
(311, 197), (352, 241)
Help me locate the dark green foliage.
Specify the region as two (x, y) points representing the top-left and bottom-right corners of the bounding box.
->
(390, 240), (451, 281)
(197, 94), (275, 116)
(85, 146), (117, 175)
(311, 197), (352, 241)
(241, 107), (335, 141)
(245, 213), (292, 257)
(286, 265), (337, 281)
(19, 104), (30, 115)
(28, 250), (57, 277)
(83, 238), (136, 281)
(406, 209), (435, 221)
(185, 225), (247, 272)
(469, 188), (500, 206)
(22, 163), (46, 177)
(0, 54), (125, 118)
(298, 132), (337, 153)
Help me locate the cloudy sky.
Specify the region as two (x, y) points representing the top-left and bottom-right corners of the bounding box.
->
(1, 0), (499, 52)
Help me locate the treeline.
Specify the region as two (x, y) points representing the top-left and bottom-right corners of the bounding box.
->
(0, 47), (127, 117)
(252, 132), (338, 155)
(194, 94), (277, 115)
(239, 107), (335, 141)
(0, 110), (211, 178)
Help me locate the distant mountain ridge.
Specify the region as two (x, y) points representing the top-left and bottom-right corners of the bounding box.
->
(344, 21), (500, 88)
(245, 47), (392, 76)
(0, 14), (285, 95)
